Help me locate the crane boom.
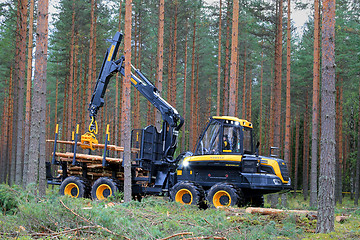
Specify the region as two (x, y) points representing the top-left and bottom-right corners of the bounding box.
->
(83, 32), (184, 162)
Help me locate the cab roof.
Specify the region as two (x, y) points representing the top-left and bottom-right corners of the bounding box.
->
(212, 116), (253, 128)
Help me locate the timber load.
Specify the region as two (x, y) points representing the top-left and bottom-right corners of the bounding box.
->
(47, 124), (144, 186)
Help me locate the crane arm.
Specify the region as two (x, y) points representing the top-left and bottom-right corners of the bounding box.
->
(82, 32), (184, 162)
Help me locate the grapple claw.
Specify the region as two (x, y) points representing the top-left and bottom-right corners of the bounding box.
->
(80, 132), (98, 150)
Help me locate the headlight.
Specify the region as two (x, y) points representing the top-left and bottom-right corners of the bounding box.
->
(183, 160), (189, 167)
(273, 179), (282, 185)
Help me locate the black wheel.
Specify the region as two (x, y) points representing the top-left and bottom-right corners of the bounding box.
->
(60, 176), (87, 198)
(91, 177), (119, 200)
(206, 183), (242, 208)
(170, 181), (204, 206)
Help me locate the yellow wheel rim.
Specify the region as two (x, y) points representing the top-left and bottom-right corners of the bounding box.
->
(64, 183), (79, 198)
(96, 184), (112, 200)
(213, 190), (231, 208)
(175, 188), (193, 205)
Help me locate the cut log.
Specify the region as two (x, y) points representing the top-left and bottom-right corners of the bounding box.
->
(55, 152), (123, 164)
(87, 164), (105, 169)
(335, 215), (349, 223)
(245, 207), (317, 218)
(47, 139), (140, 153)
(59, 157), (94, 163)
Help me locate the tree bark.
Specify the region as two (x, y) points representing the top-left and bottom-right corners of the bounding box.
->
(228, 0), (239, 117)
(222, 0), (231, 116)
(303, 93), (309, 200)
(317, 0), (336, 233)
(293, 109), (300, 197)
(155, 0), (165, 131)
(14, 0), (28, 185)
(273, 0), (283, 149)
(310, 0), (321, 208)
(27, 0), (49, 196)
(355, 75), (360, 205)
(67, 0), (76, 140)
(23, 0), (35, 185)
(242, 47), (247, 119)
(259, 49), (264, 155)
(87, 0), (95, 114)
(181, 19), (188, 152)
(122, 0), (132, 203)
(216, 0), (222, 116)
(336, 78), (343, 204)
(171, 1), (178, 108)
(284, 0), (291, 169)
(189, 20), (196, 149)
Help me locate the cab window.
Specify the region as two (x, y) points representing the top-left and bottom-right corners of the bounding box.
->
(223, 124), (241, 153)
(243, 127), (253, 154)
(195, 121), (221, 155)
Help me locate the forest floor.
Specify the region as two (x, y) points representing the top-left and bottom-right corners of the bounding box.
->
(0, 184), (359, 239)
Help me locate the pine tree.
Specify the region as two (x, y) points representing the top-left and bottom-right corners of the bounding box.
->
(122, 0), (132, 203)
(317, 0), (336, 233)
(27, 0), (49, 196)
(228, 0), (239, 116)
(310, 0), (320, 208)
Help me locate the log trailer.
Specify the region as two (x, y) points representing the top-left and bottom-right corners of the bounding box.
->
(48, 32), (291, 207)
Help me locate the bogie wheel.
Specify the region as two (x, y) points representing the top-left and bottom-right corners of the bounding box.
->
(206, 183), (242, 208)
(91, 177), (119, 200)
(60, 176), (87, 198)
(170, 181), (204, 206)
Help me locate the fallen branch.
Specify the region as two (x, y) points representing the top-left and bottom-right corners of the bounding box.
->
(202, 217), (213, 226)
(245, 207), (317, 218)
(59, 200), (124, 238)
(31, 226), (93, 237)
(158, 232), (193, 240)
(181, 237), (227, 240)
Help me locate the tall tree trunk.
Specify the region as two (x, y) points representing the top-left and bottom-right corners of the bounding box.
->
(23, 0), (35, 185)
(284, 0), (291, 170)
(171, 1), (178, 108)
(14, 0), (28, 185)
(317, 0), (336, 233)
(293, 109), (300, 197)
(222, 0), (231, 116)
(355, 76), (360, 205)
(216, 0), (222, 116)
(182, 19), (188, 152)
(303, 93), (309, 200)
(67, 0), (76, 140)
(133, 12), (140, 129)
(242, 47), (247, 119)
(228, 0), (239, 116)
(273, 0), (283, 149)
(155, 0), (165, 131)
(336, 77), (343, 203)
(6, 70), (13, 184)
(195, 49), (200, 139)
(247, 70), (252, 121)
(115, 0), (122, 148)
(259, 49), (264, 154)
(310, 0), (320, 208)
(122, 0), (132, 203)
(87, 0), (95, 112)
(73, 36), (79, 127)
(27, 0), (49, 196)
(189, 20), (196, 150)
